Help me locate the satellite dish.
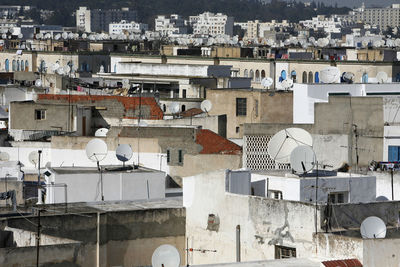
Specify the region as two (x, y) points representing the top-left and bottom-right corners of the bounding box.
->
(342, 72), (355, 83)
(62, 32), (68, 39)
(116, 144), (133, 162)
(200, 100), (212, 113)
(169, 102), (180, 114)
(360, 216), (386, 239)
(287, 78), (294, 87)
(56, 67), (65, 75)
(82, 33), (88, 39)
(18, 33), (23, 39)
(85, 139), (108, 162)
(267, 128), (313, 164)
(0, 151), (10, 161)
(51, 63), (60, 72)
(64, 65), (71, 74)
(54, 33), (61, 40)
(261, 77), (273, 88)
(151, 244), (180, 267)
(95, 128), (109, 137)
(376, 71), (388, 83)
(35, 79), (42, 87)
(395, 38), (400, 47)
(280, 80), (290, 90)
(28, 151), (40, 165)
(320, 67), (340, 84)
(290, 145), (316, 174)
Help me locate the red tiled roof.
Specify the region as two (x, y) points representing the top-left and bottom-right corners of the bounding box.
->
(180, 108), (204, 118)
(37, 94), (163, 120)
(322, 259), (363, 267)
(196, 129), (242, 155)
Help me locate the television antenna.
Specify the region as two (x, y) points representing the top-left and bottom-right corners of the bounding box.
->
(200, 100), (212, 114)
(85, 139), (108, 201)
(151, 244), (180, 267)
(267, 128), (313, 164)
(320, 67), (340, 83)
(360, 216), (386, 239)
(376, 71), (388, 83)
(116, 144), (133, 167)
(290, 145), (316, 174)
(95, 128), (109, 137)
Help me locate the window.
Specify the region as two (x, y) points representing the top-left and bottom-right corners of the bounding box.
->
(244, 69), (248, 78)
(302, 71), (307, 83)
(182, 89), (186, 98)
(268, 190), (283, 199)
(236, 126), (240, 133)
(236, 98), (247, 116)
(308, 71), (313, 83)
(389, 146), (400, 162)
(167, 149), (170, 163)
(328, 192), (347, 204)
(35, 109), (46, 120)
(275, 245), (296, 259)
(181, 105), (186, 112)
(178, 150), (183, 163)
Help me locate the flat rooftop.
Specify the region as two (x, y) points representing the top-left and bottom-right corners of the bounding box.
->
(49, 165), (164, 175)
(251, 170), (372, 179)
(190, 258), (321, 267)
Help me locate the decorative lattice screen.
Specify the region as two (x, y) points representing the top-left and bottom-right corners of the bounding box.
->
(243, 135), (291, 171)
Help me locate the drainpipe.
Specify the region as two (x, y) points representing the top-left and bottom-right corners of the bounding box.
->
(236, 225), (241, 262)
(97, 212), (100, 267)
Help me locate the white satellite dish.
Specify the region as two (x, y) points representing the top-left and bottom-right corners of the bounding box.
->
(56, 67), (65, 75)
(85, 139), (108, 162)
(0, 151), (9, 161)
(200, 100), (212, 113)
(290, 145), (316, 174)
(64, 65), (71, 74)
(61, 32), (68, 39)
(320, 67), (340, 84)
(18, 33), (23, 39)
(287, 78), (294, 87)
(169, 102), (180, 114)
(151, 244), (180, 267)
(342, 72), (355, 83)
(29, 151), (40, 165)
(82, 33), (88, 39)
(51, 63), (60, 72)
(35, 79), (42, 87)
(116, 144), (133, 162)
(95, 128), (109, 137)
(360, 216), (386, 239)
(261, 77), (273, 88)
(54, 34), (61, 40)
(267, 128), (313, 164)
(280, 80), (290, 90)
(376, 71), (388, 83)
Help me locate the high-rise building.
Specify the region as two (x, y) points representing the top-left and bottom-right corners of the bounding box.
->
(155, 14), (187, 36)
(189, 12), (234, 37)
(338, 3), (400, 30)
(76, 7), (138, 33)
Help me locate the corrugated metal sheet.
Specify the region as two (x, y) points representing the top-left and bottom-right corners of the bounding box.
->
(322, 258), (362, 267)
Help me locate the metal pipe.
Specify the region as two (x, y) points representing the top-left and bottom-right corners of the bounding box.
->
(96, 212), (100, 267)
(236, 225), (241, 262)
(37, 150), (42, 204)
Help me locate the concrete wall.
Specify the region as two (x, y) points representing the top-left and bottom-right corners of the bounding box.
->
(373, 171), (400, 201)
(314, 233), (363, 262)
(2, 206), (186, 267)
(0, 180), (23, 205)
(363, 238), (400, 267)
(183, 169), (320, 265)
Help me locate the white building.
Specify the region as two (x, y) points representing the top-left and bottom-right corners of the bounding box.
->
(189, 12), (234, 37)
(251, 170), (376, 204)
(245, 20), (290, 38)
(339, 3), (400, 30)
(109, 20), (148, 34)
(44, 166), (165, 204)
(76, 6), (91, 32)
(155, 14), (187, 36)
(299, 15), (342, 33)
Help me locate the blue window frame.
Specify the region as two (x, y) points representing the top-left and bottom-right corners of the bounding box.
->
(388, 146), (400, 162)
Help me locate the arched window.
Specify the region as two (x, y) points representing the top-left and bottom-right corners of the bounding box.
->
(5, 59), (9, 72)
(291, 70), (297, 82)
(362, 73), (368, 83)
(39, 60), (46, 73)
(12, 60), (16, 71)
(182, 105), (186, 112)
(21, 60), (24, 72)
(308, 71), (313, 83)
(261, 70), (266, 79)
(244, 69), (248, 78)
(302, 71), (307, 83)
(249, 70), (254, 81)
(255, 70), (260, 82)
(279, 70), (287, 82)
(25, 60), (29, 71)
(315, 72), (319, 83)
(17, 60), (20, 71)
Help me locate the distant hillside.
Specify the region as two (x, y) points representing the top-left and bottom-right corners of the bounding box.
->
(3, 0), (350, 28)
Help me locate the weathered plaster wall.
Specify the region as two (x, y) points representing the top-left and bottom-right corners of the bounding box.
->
(183, 169), (320, 265)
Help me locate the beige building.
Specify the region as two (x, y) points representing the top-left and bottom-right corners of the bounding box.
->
(206, 89), (293, 139)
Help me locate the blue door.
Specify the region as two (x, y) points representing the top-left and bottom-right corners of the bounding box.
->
(315, 72), (319, 83)
(5, 59), (9, 72)
(388, 146), (400, 162)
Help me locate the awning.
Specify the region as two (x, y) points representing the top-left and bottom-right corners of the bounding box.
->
(322, 259), (362, 267)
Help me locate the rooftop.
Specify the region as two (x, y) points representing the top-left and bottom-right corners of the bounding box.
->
(196, 129), (242, 155)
